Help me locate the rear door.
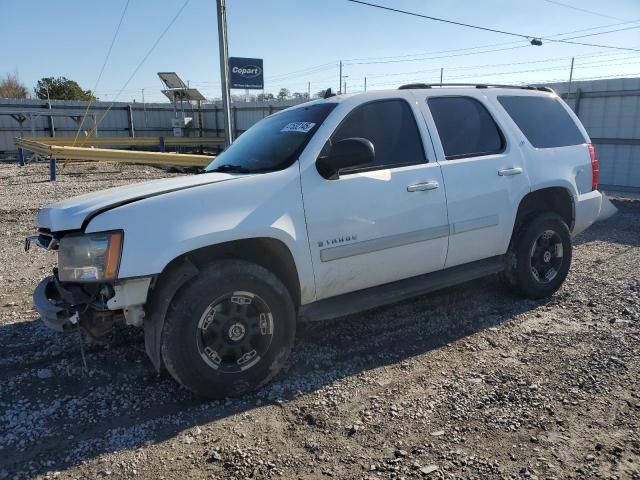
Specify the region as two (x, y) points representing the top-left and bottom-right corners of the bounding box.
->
(417, 92), (531, 268)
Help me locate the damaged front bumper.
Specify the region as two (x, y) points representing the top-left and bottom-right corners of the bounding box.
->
(33, 276), (79, 332)
(33, 275), (152, 334)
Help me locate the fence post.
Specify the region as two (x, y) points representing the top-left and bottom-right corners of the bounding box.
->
(18, 148), (25, 167)
(232, 106), (238, 140)
(574, 88), (583, 117)
(49, 159), (56, 181)
(159, 136), (165, 153)
(127, 105), (135, 137)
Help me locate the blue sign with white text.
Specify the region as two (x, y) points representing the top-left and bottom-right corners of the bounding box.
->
(229, 57), (264, 89)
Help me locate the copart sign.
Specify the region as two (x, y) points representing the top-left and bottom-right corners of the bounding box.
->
(229, 57), (264, 89)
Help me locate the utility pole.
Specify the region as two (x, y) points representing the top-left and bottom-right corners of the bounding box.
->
(344, 80), (347, 94)
(308, 81), (311, 100)
(567, 57), (575, 107)
(339, 60), (343, 94)
(216, 0), (233, 146)
(364, 77), (367, 92)
(440, 68), (444, 86)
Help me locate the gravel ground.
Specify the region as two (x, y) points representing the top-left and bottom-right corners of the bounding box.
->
(0, 162), (638, 480)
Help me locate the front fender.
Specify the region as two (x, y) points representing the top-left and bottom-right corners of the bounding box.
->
(85, 168), (316, 304)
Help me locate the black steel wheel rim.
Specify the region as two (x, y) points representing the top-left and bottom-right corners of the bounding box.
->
(529, 229), (564, 284)
(196, 291), (274, 374)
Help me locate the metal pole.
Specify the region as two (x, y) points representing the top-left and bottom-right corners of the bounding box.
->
(45, 83), (55, 138)
(308, 81), (311, 100)
(18, 147), (25, 167)
(142, 88), (148, 127)
(440, 68), (443, 86)
(364, 77), (367, 92)
(217, 0), (233, 146)
(45, 84), (57, 181)
(127, 104), (135, 137)
(339, 60), (342, 94)
(49, 158), (56, 181)
(567, 56), (575, 106)
(344, 80), (347, 94)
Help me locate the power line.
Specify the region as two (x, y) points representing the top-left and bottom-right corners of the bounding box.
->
(266, 62), (338, 81)
(347, 0), (533, 39)
(542, 0), (625, 21)
(79, 0), (192, 146)
(73, 0), (131, 145)
(346, 0), (640, 53)
(364, 50), (639, 79)
(559, 25), (640, 41)
(342, 19), (640, 64)
(548, 37), (640, 52)
(359, 56), (640, 89)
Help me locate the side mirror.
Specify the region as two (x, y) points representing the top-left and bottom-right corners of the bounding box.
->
(316, 137), (375, 180)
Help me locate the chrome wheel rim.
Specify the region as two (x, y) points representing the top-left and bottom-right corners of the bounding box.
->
(529, 229), (564, 284)
(196, 291), (274, 374)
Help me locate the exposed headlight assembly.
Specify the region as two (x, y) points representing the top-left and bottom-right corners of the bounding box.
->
(58, 231), (123, 282)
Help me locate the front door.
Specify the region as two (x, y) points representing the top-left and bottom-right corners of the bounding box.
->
(300, 96), (449, 300)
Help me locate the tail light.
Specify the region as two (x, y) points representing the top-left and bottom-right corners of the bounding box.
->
(588, 143), (599, 191)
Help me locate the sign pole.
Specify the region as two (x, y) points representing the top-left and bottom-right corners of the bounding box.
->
(216, 0), (233, 146)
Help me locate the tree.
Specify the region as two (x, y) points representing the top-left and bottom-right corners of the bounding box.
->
(0, 72), (28, 99)
(34, 77), (95, 101)
(292, 92), (309, 100)
(257, 92), (275, 102)
(277, 88), (290, 100)
(314, 89), (327, 98)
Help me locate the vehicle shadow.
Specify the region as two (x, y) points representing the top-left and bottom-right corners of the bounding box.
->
(0, 274), (543, 478)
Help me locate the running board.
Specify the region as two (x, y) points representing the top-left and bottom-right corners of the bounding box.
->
(299, 255), (505, 322)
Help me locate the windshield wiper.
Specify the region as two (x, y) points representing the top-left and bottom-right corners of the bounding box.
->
(206, 164), (252, 174)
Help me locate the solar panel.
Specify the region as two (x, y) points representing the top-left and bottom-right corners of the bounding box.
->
(158, 72), (187, 89)
(161, 89), (206, 102)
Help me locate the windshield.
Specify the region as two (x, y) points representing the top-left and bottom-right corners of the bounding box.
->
(205, 102), (337, 173)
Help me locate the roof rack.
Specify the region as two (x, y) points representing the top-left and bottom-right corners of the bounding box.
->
(398, 83), (554, 93)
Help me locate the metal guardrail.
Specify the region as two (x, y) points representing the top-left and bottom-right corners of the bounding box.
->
(14, 137), (213, 181)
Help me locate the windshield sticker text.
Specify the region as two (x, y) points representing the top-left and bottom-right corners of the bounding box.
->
(281, 122), (316, 133)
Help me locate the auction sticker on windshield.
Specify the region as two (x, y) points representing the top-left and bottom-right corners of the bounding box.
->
(281, 122), (316, 133)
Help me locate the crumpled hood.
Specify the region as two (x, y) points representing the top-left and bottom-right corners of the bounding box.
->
(37, 172), (239, 232)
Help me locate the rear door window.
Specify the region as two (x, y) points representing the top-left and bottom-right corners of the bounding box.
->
(427, 96), (505, 160)
(498, 95), (586, 148)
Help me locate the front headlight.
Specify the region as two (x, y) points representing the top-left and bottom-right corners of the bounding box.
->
(58, 231), (123, 282)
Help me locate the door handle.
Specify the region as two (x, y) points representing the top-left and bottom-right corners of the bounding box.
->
(498, 167), (523, 176)
(407, 181), (439, 192)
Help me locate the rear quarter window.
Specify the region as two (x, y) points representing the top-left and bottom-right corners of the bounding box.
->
(498, 95), (586, 148)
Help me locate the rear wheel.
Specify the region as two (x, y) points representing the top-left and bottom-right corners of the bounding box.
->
(502, 213), (572, 299)
(161, 260), (296, 398)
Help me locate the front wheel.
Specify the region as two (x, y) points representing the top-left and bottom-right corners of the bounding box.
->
(161, 260), (296, 398)
(502, 213), (572, 299)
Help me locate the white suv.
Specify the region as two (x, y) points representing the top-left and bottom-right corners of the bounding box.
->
(28, 84), (603, 398)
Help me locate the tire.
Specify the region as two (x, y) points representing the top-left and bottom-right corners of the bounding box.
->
(502, 212), (572, 299)
(161, 259), (296, 398)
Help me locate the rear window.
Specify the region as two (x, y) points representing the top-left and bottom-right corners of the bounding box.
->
(498, 95), (586, 148)
(428, 96), (504, 160)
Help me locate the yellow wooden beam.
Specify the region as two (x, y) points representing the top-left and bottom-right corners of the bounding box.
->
(15, 138), (213, 167)
(25, 136), (224, 147)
